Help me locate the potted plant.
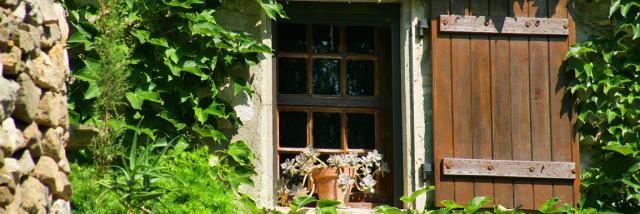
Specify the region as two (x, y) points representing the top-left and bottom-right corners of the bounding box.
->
(277, 148), (389, 207)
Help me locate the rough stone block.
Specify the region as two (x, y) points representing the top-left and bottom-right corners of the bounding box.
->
(18, 151), (34, 175)
(41, 23), (61, 48)
(19, 177), (47, 214)
(1, 158), (19, 178)
(12, 73), (41, 123)
(31, 156), (57, 189)
(0, 46), (22, 75)
(52, 171), (70, 200)
(51, 199), (70, 214)
(26, 51), (65, 92)
(47, 44), (68, 76)
(0, 185), (13, 206)
(34, 92), (68, 128)
(23, 122), (42, 158)
(42, 127), (63, 161)
(1, 118), (25, 154)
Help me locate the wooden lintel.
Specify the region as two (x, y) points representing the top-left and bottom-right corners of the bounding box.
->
(442, 158), (576, 179)
(439, 15), (569, 36)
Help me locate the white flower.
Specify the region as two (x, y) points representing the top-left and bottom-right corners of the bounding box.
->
(360, 175), (377, 194)
(208, 156), (219, 167)
(281, 158), (296, 175)
(337, 173), (354, 190)
(289, 183), (309, 196)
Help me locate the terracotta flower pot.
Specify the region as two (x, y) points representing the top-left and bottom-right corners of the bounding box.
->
(311, 167), (354, 207)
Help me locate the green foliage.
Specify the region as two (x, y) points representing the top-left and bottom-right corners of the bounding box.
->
(564, 0), (640, 212)
(68, 161), (124, 213)
(65, 0), (285, 146)
(157, 145), (252, 213)
(98, 134), (178, 213)
(373, 187), (605, 214)
(273, 195), (341, 214)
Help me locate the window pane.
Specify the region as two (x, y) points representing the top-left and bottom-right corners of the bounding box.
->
(313, 112), (341, 149)
(313, 59), (340, 95)
(278, 58), (307, 94)
(346, 26), (374, 54)
(347, 113), (375, 150)
(312, 25), (340, 53)
(347, 60), (374, 96)
(279, 111), (307, 148)
(277, 23), (307, 52)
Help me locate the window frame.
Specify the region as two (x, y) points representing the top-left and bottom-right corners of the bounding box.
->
(272, 2), (402, 206)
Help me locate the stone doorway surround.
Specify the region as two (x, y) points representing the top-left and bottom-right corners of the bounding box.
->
(217, 0), (433, 210)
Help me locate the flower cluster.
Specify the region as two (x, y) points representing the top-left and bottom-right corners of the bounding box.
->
(280, 148), (325, 177)
(277, 148), (389, 203)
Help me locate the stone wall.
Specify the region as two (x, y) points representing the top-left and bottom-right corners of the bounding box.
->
(0, 0), (71, 213)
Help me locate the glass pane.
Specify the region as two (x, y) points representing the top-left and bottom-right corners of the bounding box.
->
(347, 60), (374, 96)
(347, 113), (375, 150)
(346, 26), (374, 54)
(313, 59), (340, 95)
(279, 111), (307, 148)
(312, 25), (340, 53)
(313, 112), (341, 149)
(278, 58), (307, 94)
(277, 23), (307, 52)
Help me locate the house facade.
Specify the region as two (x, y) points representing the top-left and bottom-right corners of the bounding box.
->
(215, 0), (587, 210)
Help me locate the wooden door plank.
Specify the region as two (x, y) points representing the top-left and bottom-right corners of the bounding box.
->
(469, 0), (493, 205)
(549, 0), (576, 207)
(432, 0), (455, 205)
(510, 0), (534, 209)
(527, 0), (554, 208)
(450, 0), (474, 205)
(490, 0), (514, 208)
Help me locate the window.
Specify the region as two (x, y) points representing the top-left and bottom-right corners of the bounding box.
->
(275, 22), (394, 205)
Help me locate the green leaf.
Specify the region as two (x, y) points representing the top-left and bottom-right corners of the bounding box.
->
(464, 196), (490, 214)
(131, 30), (150, 44)
(289, 196), (317, 213)
(493, 205), (515, 214)
(126, 89), (164, 110)
(537, 197), (573, 214)
(315, 199), (341, 214)
(400, 186), (435, 204)
(440, 200), (462, 209)
(162, 0), (204, 8)
(610, 0), (621, 17)
(257, 0), (287, 19)
(149, 38), (169, 47)
(603, 142), (636, 156)
(372, 205), (404, 214)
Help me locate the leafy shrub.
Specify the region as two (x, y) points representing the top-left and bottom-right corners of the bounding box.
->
(372, 187), (602, 214)
(157, 145), (251, 213)
(564, 0), (640, 211)
(64, 0), (285, 144)
(68, 156), (124, 213)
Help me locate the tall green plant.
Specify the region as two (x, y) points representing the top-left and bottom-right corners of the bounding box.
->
(98, 133), (178, 213)
(564, 0), (640, 211)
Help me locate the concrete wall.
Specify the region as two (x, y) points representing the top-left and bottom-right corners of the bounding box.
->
(0, 0), (72, 213)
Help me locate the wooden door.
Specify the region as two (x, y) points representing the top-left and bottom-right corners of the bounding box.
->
(431, 0), (579, 209)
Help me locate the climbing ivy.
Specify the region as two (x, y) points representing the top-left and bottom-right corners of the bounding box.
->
(65, 0), (285, 143)
(565, 0), (640, 211)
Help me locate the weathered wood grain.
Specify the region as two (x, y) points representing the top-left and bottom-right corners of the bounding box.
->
(442, 158), (576, 179)
(439, 15), (569, 35)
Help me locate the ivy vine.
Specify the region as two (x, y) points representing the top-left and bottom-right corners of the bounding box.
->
(565, 0), (640, 211)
